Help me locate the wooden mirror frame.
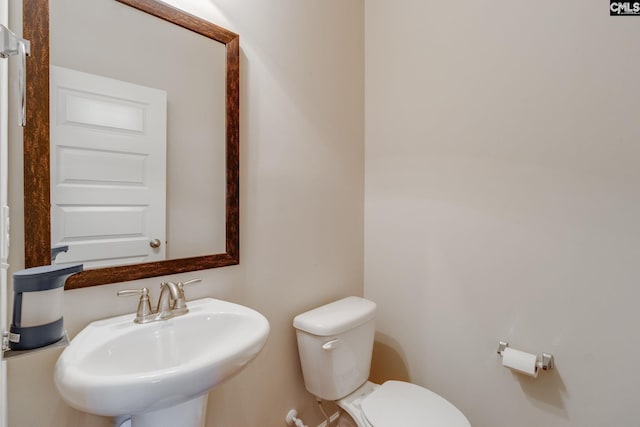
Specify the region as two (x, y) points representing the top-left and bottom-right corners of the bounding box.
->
(23, 0), (239, 289)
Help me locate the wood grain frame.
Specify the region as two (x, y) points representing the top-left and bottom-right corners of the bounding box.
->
(23, 0), (240, 289)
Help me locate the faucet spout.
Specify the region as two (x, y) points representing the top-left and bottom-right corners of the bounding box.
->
(157, 281), (181, 318)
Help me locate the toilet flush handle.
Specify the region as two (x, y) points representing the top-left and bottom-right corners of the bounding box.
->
(322, 339), (340, 351)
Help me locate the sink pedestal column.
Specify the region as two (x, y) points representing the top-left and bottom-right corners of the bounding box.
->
(130, 395), (207, 427)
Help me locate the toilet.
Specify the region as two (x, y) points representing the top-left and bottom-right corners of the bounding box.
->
(293, 296), (471, 427)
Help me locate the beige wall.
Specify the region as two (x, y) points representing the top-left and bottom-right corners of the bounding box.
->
(7, 1), (364, 426)
(365, 1), (640, 427)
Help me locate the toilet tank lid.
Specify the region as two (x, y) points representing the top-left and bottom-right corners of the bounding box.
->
(293, 296), (376, 336)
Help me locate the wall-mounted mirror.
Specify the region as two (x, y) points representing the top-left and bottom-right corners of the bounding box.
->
(23, 0), (239, 289)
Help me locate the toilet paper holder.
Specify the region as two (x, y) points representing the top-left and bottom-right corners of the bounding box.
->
(497, 341), (554, 371)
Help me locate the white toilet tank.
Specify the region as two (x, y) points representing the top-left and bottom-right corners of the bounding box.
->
(293, 297), (377, 401)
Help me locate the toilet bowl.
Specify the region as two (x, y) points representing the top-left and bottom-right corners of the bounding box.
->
(293, 297), (470, 427)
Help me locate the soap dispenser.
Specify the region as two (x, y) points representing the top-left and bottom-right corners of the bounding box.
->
(8, 263), (82, 350)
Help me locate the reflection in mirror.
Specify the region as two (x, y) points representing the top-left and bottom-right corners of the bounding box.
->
(50, 0), (226, 269)
(23, 0), (240, 288)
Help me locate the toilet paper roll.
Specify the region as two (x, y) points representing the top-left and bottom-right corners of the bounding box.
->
(501, 347), (538, 377)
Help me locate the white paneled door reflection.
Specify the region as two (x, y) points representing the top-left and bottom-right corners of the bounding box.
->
(50, 66), (167, 269)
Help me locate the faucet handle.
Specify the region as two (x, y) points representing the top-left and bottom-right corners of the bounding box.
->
(174, 278), (202, 310)
(179, 278), (202, 287)
(117, 287), (153, 323)
(117, 288), (149, 297)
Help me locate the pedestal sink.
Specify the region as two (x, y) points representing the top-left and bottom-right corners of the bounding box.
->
(54, 298), (270, 427)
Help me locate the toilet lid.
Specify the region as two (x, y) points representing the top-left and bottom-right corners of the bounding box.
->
(361, 381), (471, 427)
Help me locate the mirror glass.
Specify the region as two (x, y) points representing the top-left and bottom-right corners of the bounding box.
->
(23, 0), (240, 288)
(50, 0), (226, 269)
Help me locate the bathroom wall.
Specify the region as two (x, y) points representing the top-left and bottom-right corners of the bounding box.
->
(365, 1), (640, 427)
(7, 0), (364, 426)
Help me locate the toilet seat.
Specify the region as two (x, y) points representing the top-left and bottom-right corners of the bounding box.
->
(360, 381), (470, 427)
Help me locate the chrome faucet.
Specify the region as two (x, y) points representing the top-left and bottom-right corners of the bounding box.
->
(117, 278), (202, 323)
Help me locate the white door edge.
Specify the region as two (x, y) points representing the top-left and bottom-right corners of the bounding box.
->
(0, 0), (10, 425)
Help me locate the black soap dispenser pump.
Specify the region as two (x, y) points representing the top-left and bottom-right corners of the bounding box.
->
(8, 263), (83, 350)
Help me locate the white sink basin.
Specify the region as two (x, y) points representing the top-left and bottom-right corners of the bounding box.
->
(55, 298), (269, 420)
